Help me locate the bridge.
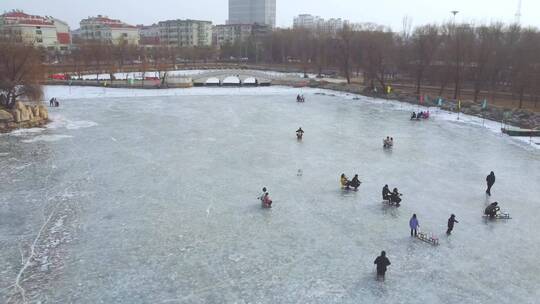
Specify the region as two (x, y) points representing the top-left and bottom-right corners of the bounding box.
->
(189, 69), (282, 86)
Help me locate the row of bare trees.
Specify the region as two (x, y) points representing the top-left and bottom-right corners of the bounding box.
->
(248, 23), (540, 108)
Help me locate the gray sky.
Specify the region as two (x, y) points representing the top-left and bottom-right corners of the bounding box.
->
(1, 0), (536, 30)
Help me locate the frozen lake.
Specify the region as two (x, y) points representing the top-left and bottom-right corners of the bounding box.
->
(1, 86), (539, 303)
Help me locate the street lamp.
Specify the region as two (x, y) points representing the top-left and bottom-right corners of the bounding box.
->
(451, 10), (459, 24)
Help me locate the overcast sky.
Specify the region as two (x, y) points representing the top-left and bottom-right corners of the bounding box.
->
(1, 0), (537, 30)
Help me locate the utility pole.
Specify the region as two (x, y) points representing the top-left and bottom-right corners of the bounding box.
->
(515, 0), (522, 24)
(451, 11), (460, 100)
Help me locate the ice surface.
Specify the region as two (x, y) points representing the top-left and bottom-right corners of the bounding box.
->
(1, 86), (539, 303)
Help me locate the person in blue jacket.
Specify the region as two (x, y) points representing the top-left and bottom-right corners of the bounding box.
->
(409, 214), (419, 237)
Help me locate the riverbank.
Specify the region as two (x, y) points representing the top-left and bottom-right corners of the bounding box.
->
(0, 102), (49, 133)
(304, 81), (540, 130)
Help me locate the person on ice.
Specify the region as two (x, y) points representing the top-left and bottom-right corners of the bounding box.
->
(262, 192), (273, 208)
(411, 112), (417, 120)
(340, 174), (350, 189)
(383, 136), (392, 148)
(390, 188), (402, 205)
(296, 127), (304, 139)
(258, 187), (267, 204)
(409, 214), (419, 236)
(484, 202), (500, 218)
(447, 214), (459, 234)
(349, 174), (361, 190)
(374, 251), (391, 280)
(486, 171), (496, 196)
(382, 185), (391, 201)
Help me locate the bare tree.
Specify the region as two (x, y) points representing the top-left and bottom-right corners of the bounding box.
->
(410, 25), (441, 95)
(0, 41), (44, 108)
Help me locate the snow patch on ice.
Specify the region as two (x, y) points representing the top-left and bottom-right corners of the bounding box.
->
(8, 127), (46, 136)
(47, 113), (98, 130)
(22, 134), (73, 143)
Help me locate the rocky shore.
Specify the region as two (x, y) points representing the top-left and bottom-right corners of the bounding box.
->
(0, 101), (49, 133)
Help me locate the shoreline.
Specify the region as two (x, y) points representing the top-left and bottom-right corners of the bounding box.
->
(45, 78), (540, 130)
(4, 83), (539, 149)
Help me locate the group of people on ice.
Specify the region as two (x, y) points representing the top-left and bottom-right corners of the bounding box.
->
(410, 111), (429, 120)
(296, 95), (306, 103)
(382, 185), (402, 206)
(383, 136), (394, 148)
(340, 173), (362, 191)
(49, 97), (60, 107)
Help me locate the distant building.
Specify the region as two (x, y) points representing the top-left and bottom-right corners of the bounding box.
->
(293, 14), (368, 34)
(158, 19), (212, 47)
(228, 0), (276, 28)
(79, 15), (139, 45)
(138, 24), (160, 46)
(0, 10), (71, 51)
(293, 14), (324, 30)
(214, 23), (269, 47)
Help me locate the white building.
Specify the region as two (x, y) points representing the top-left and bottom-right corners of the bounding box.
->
(79, 15), (139, 45)
(292, 15), (371, 34)
(293, 14), (324, 30)
(0, 10), (71, 51)
(158, 19), (212, 47)
(228, 0), (276, 28)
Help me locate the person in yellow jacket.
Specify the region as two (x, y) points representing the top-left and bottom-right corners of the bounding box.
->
(340, 173), (350, 189)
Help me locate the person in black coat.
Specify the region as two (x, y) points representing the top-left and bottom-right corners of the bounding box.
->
(447, 214), (459, 234)
(484, 202), (500, 218)
(390, 188), (402, 205)
(486, 171), (496, 196)
(382, 185), (391, 200)
(374, 251), (391, 280)
(349, 174), (361, 190)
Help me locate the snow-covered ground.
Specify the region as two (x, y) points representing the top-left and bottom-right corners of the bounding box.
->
(1, 86), (539, 303)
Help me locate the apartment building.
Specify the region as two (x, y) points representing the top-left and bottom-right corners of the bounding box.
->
(0, 10), (71, 51)
(158, 19), (212, 47)
(214, 23), (269, 47)
(79, 15), (139, 45)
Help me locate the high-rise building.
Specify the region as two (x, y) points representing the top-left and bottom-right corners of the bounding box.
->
(228, 0), (276, 28)
(158, 19), (212, 47)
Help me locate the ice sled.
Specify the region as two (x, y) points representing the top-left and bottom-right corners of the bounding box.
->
(416, 231), (439, 246)
(382, 199), (399, 206)
(483, 212), (511, 219)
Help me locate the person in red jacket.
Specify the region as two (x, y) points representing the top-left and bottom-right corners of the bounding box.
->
(263, 192), (273, 208)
